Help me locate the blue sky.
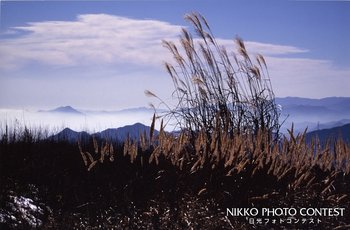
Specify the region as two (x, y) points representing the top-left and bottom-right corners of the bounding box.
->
(0, 0), (350, 110)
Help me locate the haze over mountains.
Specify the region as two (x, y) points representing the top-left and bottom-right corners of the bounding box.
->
(0, 97), (349, 142)
(276, 97), (350, 133)
(0, 105), (157, 133)
(39, 106), (84, 115)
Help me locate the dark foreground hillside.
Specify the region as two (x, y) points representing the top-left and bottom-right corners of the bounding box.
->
(0, 126), (350, 230)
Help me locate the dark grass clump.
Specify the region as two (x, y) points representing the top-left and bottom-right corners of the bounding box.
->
(1, 123), (349, 229)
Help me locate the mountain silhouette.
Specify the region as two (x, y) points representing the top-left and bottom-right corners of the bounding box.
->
(306, 123), (350, 145)
(39, 106), (83, 115)
(50, 127), (90, 143)
(51, 123), (158, 143)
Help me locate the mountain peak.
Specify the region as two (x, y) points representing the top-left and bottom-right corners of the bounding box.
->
(50, 127), (90, 143)
(40, 106), (83, 115)
(53, 106), (81, 113)
(51, 122), (159, 143)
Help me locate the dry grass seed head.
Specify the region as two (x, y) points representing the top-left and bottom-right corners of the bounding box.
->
(93, 136), (98, 154)
(88, 160), (98, 171)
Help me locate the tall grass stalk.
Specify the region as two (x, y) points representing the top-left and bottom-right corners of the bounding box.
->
(147, 12), (280, 140)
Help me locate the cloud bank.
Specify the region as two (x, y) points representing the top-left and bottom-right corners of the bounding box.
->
(0, 13), (312, 70)
(0, 13), (349, 109)
(0, 14), (183, 69)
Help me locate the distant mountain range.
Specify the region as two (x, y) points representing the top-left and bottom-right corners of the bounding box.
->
(305, 123), (350, 145)
(51, 121), (350, 146)
(44, 96), (350, 141)
(275, 97), (350, 107)
(51, 128), (90, 143)
(39, 106), (157, 116)
(50, 122), (158, 143)
(96, 122), (158, 142)
(42, 96), (349, 121)
(276, 97), (350, 117)
(39, 106), (84, 115)
(275, 97), (350, 133)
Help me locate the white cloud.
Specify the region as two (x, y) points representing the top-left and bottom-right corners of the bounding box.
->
(245, 41), (309, 55)
(0, 14), (311, 70)
(216, 39), (309, 56)
(0, 14), (183, 69)
(0, 13), (349, 108)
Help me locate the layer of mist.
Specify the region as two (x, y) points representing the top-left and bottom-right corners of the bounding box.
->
(0, 107), (157, 135)
(1, 97), (349, 136)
